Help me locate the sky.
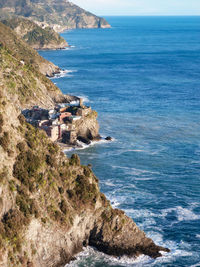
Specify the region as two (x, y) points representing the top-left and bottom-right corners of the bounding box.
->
(71, 0), (200, 16)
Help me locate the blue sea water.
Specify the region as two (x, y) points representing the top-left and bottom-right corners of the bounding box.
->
(40, 17), (200, 267)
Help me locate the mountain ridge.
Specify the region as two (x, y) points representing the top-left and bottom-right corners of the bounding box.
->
(2, 17), (69, 50)
(0, 0), (111, 32)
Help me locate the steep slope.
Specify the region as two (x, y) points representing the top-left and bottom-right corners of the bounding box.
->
(0, 0), (111, 32)
(0, 44), (169, 267)
(0, 22), (170, 267)
(2, 17), (69, 50)
(0, 21), (61, 76)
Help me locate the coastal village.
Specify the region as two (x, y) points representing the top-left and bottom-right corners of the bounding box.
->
(22, 98), (97, 148)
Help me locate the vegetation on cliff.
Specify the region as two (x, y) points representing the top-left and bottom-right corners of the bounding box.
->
(0, 45), (60, 108)
(0, 79), (169, 266)
(0, 0), (111, 32)
(2, 17), (69, 50)
(0, 21), (60, 77)
(0, 17), (169, 267)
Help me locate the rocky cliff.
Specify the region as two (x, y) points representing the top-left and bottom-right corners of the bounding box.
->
(0, 76), (169, 266)
(0, 19), (169, 267)
(2, 17), (69, 50)
(0, 22), (77, 108)
(0, 0), (111, 32)
(0, 21), (61, 77)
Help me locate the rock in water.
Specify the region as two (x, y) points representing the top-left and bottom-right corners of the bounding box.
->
(77, 136), (91, 145)
(89, 209), (170, 259)
(105, 136), (112, 141)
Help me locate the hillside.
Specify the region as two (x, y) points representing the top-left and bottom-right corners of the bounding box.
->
(0, 21), (61, 76)
(0, 44), (169, 266)
(2, 17), (69, 50)
(0, 16), (169, 267)
(0, 0), (111, 32)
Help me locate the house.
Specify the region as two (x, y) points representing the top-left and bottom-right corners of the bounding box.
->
(59, 112), (72, 123)
(41, 125), (59, 142)
(62, 130), (77, 144)
(75, 107), (91, 117)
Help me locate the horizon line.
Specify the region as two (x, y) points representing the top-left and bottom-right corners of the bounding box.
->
(100, 14), (200, 17)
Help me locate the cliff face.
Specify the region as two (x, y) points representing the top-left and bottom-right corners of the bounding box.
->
(0, 19), (169, 267)
(0, 0), (111, 32)
(2, 17), (69, 50)
(75, 110), (100, 141)
(0, 73), (169, 266)
(0, 22), (61, 77)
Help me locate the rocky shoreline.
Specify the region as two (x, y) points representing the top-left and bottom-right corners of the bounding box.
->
(22, 97), (113, 152)
(0, 10), (170, 267)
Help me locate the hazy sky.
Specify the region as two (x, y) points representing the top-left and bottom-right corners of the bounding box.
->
(71, 0), (200, 16)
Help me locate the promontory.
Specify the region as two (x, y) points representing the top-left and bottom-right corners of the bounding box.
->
(0, 13), (169, 267)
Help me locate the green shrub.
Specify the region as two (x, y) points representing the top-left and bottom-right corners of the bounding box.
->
(16, 192), (39, 218)
(0, 131), (9, 151)
(0, 113), (3, 133)
(0, 168), (8, 183)
(83, 166), (92, 177)
(18, 114), (26, 124)
(69, 154), (80, 166)
(41, 217), (47, 224)
(74, 175), (97, 203)
(9, 180), (16, 192)
(13, 150), (41, 187)
(48, 143), (59, 154)
(2, 209), (29, 240)
(59, 200), (68, 214)
(58, 187), (64, 194)
(16, 142), (26, 152)
(66, 189), (75, 199)
(46, 154), (56, 167)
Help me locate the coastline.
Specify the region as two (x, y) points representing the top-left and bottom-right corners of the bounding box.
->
(0, 15), (174, 267)
(60, 138), (113, 153)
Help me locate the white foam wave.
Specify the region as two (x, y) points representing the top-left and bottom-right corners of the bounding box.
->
(161, 206), (200, 222)
(52, 69), (77, 79)
(64, 138), (112, 153)
(77, 95), (90, 103)
(65, 246), (152, 267)
(123, 208), (158, 220)
(106, 194), (127, 208)
(63, 45), (76, 50)
(111, 165), (159, 176)
(104, 181), (116, 187)
(65, 231), (195, 267)
(190, 262), (200, 267)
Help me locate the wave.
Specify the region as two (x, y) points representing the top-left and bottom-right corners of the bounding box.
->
(65, 240), (194, 267)
(190, 263), (200, 267)
(51, 69), (77, 79)
(63, 45), (76, 50)
(65, 246), (152, 267)
(64, 138), (113, 153)
(161, 206), (200, 222)
(104, 181), (116, 187)
(77, 95), (90, 103)
(111, 165), (159, 176)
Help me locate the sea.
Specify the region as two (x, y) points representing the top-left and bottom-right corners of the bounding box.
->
(39, 16), (200, 267)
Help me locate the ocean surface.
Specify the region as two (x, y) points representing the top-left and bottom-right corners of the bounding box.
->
(40, 17), (200, 267)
